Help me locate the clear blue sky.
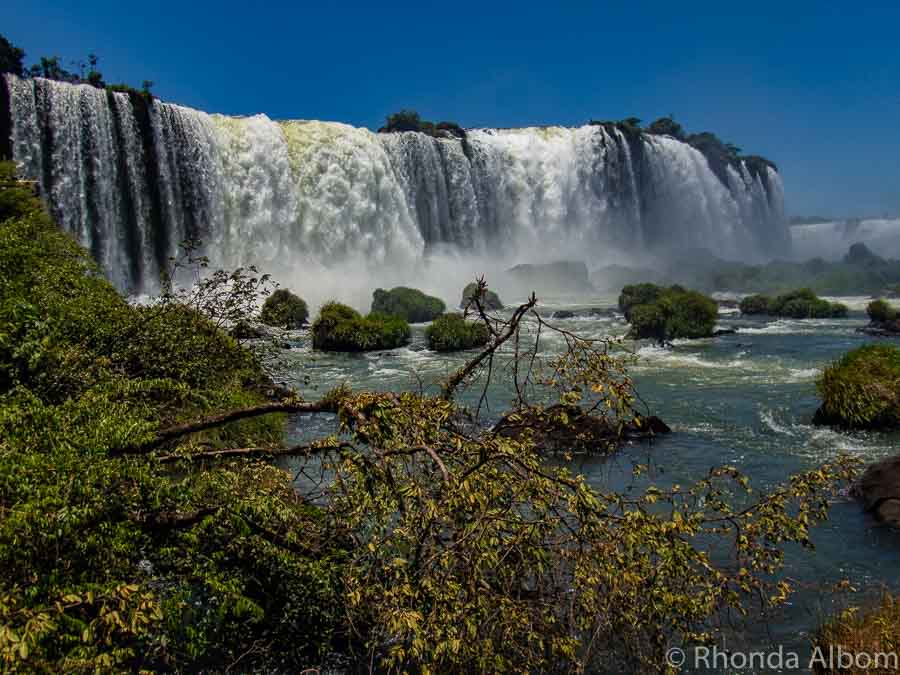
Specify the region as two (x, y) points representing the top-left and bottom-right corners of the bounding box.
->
(5, 0), (899, 217)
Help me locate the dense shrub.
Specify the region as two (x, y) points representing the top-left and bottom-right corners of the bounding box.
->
(740, 289), (849, 319)
(0, 162), (347, 670)
(460, 282), (503, 310)
(867, 298), (897, 323)
(739, 293), (770, 315)
(815, 345), (900, 429)
(813, 594), (900, 674)
(618, 283), (665, 321)
(259, 288), (308, 328)
(768, 288), (848, 318)
(311, 302), (410, 352)
(371, 287), (445, 323)
(378, 110), (465, 138)
(426, 313), (490, 352)
(620, 284), (718, 342)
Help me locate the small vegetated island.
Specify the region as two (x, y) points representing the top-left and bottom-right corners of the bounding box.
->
(618, 283), (719, 342)
(311, 301), (410, 351)
(460, 281), (503, 310)
(426, 313), (490, 352)
(814, 344), (900, 430)
(863, 298), (900, 335)
(259, 288), (309, 329)
(370, 286), (445, 323)
(739, 288), (848, 318)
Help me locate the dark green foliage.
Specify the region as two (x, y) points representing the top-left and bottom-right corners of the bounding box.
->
(739, 294), (770, 315)
(379, 110), (466, 138)
(766, 288), (848, 318)
(371, 286), (445, 323)
(618, 283), (665, 321)
(815, 345), (900, 429)
(311, 302), (410, 352)
(620, 283), (718, 342)
(461, 282), (503, 310)
(426, 313), (490, 352)
(646, 116), (686, 140)
(0, 34), (25, 76)
(0, 166), (348, 669)
(867, 299), (897, 324)
(260, 288), (309, 328)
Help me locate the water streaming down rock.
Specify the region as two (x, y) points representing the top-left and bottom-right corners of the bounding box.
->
(2, 74), (789, 294)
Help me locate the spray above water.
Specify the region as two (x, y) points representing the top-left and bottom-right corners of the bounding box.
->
(4, 74), (788, 300)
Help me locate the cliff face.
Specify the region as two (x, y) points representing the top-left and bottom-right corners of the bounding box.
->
(2, 74), (789, 293)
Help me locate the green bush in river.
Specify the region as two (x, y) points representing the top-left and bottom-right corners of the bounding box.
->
(312, 301), (410, 351)
(867, 298), (897, 323)
(815, 344), (900, 429)
(619, 283), (718, 341)
(371, 286), (445, 323)
(426, 313), (490, 352)
(460, 281), (503, 310)
(259, 288), (308, 328)
(738, 288), (848, 318)
(739, 293), (770, 315)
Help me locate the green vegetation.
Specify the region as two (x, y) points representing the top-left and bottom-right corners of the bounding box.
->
(815, 345), (900, 429)
(619, 283), (719, 342)
(426, 313), (490, 352)
(867, 299), (897, 324)
(739, 288), (848, 318)
(0, 33), (154, 96)
(0, 161), (345, 670)
(646, 115), (686, 140)
(311, 301), (410, 351)
(370, 286), (445, 323)
(0, 159), (868, 672)
(461, 281), (503, 310)
(259, 288), (308, 328)
(813, 594), (900, 674)
(378, 109), (465, 138)
(739, 293), (770, 315)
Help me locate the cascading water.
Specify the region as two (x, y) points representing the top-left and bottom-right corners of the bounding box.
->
(2, 73), (789, 295)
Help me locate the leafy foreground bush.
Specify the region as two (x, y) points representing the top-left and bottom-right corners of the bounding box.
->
(371, 286), (445, 323)
(0, 161), (863, 672)
(618, 283), (718, 341)
(813, 594), (900, 674)
(814, 344), (900, 429)
(426, 313), (489, 352)
(259, 287), (308, 328)
(740, 288), (848, 318)
(0, 163), (345, 671)
(460, 281), (503, 310)
(311, 301), (410, 351)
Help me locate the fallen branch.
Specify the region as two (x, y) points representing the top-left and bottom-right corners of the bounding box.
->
(157, 442), (350, 464)
(114, 398), (339, 456)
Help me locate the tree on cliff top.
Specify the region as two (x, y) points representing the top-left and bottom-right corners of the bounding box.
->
(0, 34), (25, 76)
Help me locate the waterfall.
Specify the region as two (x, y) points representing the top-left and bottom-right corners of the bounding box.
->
(2, 74), (789, 295)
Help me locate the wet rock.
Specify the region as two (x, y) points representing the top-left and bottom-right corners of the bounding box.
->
(851, 455), (900, 527)
(712, 328), (737, 337)
(493, 404), (669, 454)
(551, 310), (576, 319)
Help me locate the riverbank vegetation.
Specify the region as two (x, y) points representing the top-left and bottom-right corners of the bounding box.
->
(596, 243), (900, 297)
(814, 344), (900, 429)
(740, 288), (848, 318)
(370, 286), (445, 323)
(461, 280), (503, 310)
(619, 283), (719, 342)
(0, 161), (863, 672)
